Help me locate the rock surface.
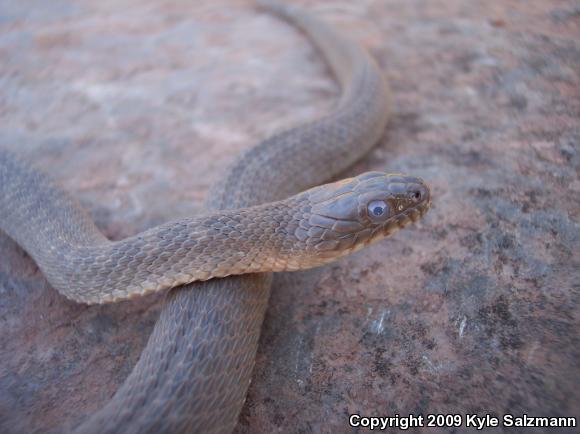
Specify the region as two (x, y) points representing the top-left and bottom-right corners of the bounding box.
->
(0, 0), (578, 433)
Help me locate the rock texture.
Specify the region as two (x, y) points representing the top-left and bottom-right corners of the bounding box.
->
(0, 0), (578, 433)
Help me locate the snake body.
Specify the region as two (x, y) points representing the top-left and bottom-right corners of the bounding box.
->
(0, 2), (430, 433)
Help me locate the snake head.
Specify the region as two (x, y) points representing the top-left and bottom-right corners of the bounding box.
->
(297, 171), (431, 264)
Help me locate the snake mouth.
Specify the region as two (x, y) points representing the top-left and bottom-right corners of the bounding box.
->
(368, 196), (431, 244)
(401, 198), (430, 225)
(336, 202), (430, 258)
(347, 186), (431, 255)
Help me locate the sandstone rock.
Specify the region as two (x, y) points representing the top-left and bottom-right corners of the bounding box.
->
(0, 1), (578, 432)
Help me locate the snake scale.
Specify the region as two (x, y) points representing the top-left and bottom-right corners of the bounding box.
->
(0, 1), (430, 433)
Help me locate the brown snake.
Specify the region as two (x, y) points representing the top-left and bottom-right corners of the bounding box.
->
(0, 1), (431, 433)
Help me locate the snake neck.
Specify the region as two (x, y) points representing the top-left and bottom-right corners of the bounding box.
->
(33, 195), (312, 304)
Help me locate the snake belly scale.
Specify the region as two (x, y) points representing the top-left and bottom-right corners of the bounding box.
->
(0, 1), (430, 433)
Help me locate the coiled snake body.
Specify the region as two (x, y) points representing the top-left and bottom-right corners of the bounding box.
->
(0, 1), (430, 433)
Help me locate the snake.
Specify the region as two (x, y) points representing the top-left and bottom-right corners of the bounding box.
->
(0, 1), (431, 433)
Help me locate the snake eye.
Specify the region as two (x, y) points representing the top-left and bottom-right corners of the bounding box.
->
(367, 200), (389, 220)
